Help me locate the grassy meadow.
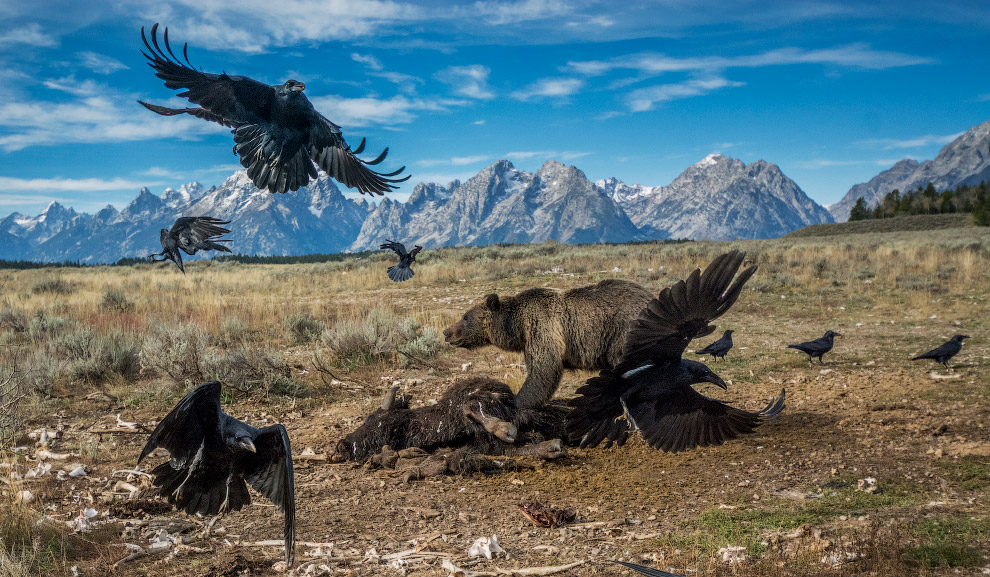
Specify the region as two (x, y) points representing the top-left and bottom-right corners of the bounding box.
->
(1, 223), (989, 576)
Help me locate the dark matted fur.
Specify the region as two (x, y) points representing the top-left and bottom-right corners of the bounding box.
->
(443, 279), (655, 409)
(334, 377), (567, 462)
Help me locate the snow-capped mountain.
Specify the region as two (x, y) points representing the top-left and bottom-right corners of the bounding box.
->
(829, 120), (990, 221)
(600, 154), (833, 240)
(3, 155), (834, 263)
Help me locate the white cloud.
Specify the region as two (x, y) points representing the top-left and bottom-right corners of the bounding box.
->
(351, 52), (383, 70)
(0, 23), (56, 47)
(627, 77), (744, 112)
(568, 43), (933, 76)
(435, 65), (494, 99)
(418, 155), (490, 167)
(468, 0), (573, 25)
(310, 94), (465, 127)
(856, 133), (962, 150)
(511, 77), (583, 100)
(78, 52), (129, 74)
(505, 149), (589, 161)
(473, 119), (486, 125)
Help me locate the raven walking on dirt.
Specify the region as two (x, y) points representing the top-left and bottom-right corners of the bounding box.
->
(379, 240), (422, 282)
(787, 330), (841, 364)
(138, 23), (408, 195)
(149, 216), (232, 273)
(138, 381), (296, 565)
(912, 334), (970, 369)
(566, 251), (785, 453)
(695, 329), (733, 361)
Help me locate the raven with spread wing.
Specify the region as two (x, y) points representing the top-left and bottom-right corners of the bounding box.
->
(912, 334), (970, 368)
(379, 240), (422, 282)
(567, 251), (785, 452)
(787, 330), (841, 364)
(149, 216), (232, 273)
(138, 381), (295, 566)
(138, 23), (409, 195)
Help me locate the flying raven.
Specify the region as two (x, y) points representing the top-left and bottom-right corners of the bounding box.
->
(138, 23), (409, 195)
(912, 334), (970, 369)
(695, 329), (734, 361)
(612, 561), (684, 577)
(787, 330), (841, 364)
(149, 216), (232, 273)
(566, 251), (785, 452)
(379, 240), (422, 283)
(138, 381), (295, 566)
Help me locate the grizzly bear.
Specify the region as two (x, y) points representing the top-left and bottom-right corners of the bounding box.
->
(443, 279), (654, 409)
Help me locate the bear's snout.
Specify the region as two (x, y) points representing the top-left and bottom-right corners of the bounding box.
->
(443, 328), (452, 339)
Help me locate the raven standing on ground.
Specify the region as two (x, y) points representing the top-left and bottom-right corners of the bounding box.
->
(149, 216), (232, 274)
(138, 24), (409, 195)
(695, 329), (734, 361)
(912, 334), (970, 369)
(566, 251), (785, 452)
(787, 330), (841, 364)
(379, 240), (422, 283)
(138, 381), (296, 565)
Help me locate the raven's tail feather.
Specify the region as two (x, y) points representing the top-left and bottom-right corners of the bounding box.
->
(387, 264), (414, 282)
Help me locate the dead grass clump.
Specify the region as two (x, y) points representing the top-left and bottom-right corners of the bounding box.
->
(0, 307), (26, 334)
(0, 489), (72, 576)
(322, 308), (443, 366)
(748, 271), (801, 293)
(216, 316), (250, 347)
(98, 288), (134, 314)
(284, 314), (326, 345)
(0, 368), (22, 448)
(29, 278), (75, 296)
(139, 321), (210, 386)
(201, 345), (304, 397)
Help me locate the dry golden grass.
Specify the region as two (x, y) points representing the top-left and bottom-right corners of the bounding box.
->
(1, 225), (989, 576)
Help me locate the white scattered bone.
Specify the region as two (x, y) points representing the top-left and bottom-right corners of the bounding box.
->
(857, 477), (878, 494)
(112, 469), (153, 480)
(68, 465), (89, 478)
(468, 535), (504, 559)
(461, 362), (473, 372)
(16, 490), (33, 503)
(36, 449), (74, 461)
(114, 481), (141, 497)
(718, 546), (747, 564)
(115, 414), (139, 429)
(25, 463), (52, 479)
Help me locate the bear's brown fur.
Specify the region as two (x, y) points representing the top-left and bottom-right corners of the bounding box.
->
(443, 279), (654, 409)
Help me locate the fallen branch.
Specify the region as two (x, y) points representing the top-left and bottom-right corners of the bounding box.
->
(442, 559), (585, 576)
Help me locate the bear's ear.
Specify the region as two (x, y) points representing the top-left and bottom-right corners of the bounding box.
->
(485, 293), (500, 310)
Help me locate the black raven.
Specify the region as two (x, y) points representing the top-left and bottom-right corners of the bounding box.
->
(149, 216), (232, 273)
(379, 240), (422, 282)
(613, 561), (684, 577)
(138, 24), (409, 195)
(912, 334), (970, 369)
(138, 381), (295, 566)
(787, 330), (841, 364)
(567, 251), (785, 452)
(695, 329), (733, 361)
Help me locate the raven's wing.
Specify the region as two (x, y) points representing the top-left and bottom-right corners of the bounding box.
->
(616, 251), (757, 373)
(408, 245), (423, 259)
(613, 561), (685, 577)
(566, 371), (633, 448)
(138, 381), (221, 465)
(379, 240), (408, 257)
(913, 341), (955, 360)
(169, 217), (231, 255)
(140, 24), (272, 127)
(695, 336), (725, 355)
(307, 114), (410, 195)
(626, 386), (786, 453)
(242, 424), (296, 566)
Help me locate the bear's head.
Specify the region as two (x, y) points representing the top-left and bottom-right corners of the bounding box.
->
(443, 293), (500, 349)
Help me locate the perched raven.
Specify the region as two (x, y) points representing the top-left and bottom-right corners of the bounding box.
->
(149, 216), (232, 273)
(696, 329), (734, 361)
(787, 330), (841, 364)
(138, 381), (295, 566)
(567, 251), (785, 452)
(138, 24), (409, 195)
(379, 240), (422, 283)
(612, 561), (684, 577)
(912, 334), (970, 369)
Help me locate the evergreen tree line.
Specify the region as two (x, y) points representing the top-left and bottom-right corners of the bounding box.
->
(848, 180), (990, 225)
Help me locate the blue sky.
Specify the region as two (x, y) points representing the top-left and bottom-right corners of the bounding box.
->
(1, 0), (988, 216)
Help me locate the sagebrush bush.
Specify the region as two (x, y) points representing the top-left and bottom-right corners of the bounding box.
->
(0, 306), (27, 333)
(51, 327), (141, 384)
(201, 344), (304, 397)
(322, 308), (444, 365)
(216, 316), (249, 347)
(30, 278), (75, 295)
(284, 314), (326, 345)
(27, 311), (67, 341)
(139, 321), (210, 385)
(98, 288), (135, 313)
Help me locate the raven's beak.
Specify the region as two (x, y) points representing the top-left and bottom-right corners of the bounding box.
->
(834, 332), (843, 336)
(706, 373), (727, 390)
(239, 438), (257, 453)
(293, 82), (306, 92)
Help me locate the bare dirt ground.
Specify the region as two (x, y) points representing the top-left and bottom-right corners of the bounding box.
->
(3, 231), (990, 576)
